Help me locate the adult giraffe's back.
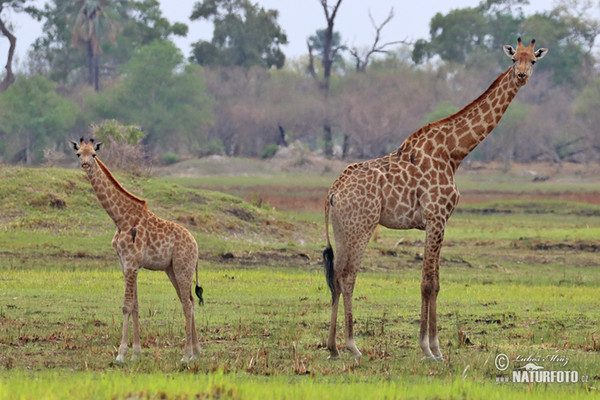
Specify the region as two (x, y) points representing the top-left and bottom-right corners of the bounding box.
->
(323, 38), (548, 361)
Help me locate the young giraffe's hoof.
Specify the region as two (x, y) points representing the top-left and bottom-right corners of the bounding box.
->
(131, 345), (141, 361)
(180, 354), (198, 364)
(115, 354), (126, 364)
(422, 355), (443, 362)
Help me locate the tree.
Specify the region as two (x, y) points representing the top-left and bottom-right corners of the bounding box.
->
(31, 0), (188, 88)
(307, 0), (344, 157)
(306, 28), (345, 82)
(86, 40), (214, 152)
(412, 0), (598, 87)
(71, 0), (117, 91)
(190, 0), (287, 68)
(0, 75), (78, 164)
(0, 0), (38, 92)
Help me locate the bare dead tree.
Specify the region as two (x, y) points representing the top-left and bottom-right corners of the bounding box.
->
(349, 8), (410, 73)
(0, 5), (16, 92)
(306, 0), (344, 156)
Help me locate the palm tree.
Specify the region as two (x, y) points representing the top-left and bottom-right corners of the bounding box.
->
(71, 0), (116, 91)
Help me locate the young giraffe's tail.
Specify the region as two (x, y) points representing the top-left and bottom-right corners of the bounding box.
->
(194, 260), (204, 306)
(323, 193), (335, 304)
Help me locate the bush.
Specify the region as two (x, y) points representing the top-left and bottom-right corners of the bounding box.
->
(161, 153), (181, 165)
(260, 144), (278, 159)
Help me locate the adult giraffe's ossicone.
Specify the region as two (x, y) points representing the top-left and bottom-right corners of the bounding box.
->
(322, 38), (548, 361)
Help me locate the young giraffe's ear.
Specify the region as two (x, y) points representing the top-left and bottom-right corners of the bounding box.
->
(94, 142), (103, 151)
(503, 45), (516, 57)
(70, 140), (80, 150)
(534, 48), (548, 60)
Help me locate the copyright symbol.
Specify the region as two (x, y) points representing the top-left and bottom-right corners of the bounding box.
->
(495, 353), (509, 371)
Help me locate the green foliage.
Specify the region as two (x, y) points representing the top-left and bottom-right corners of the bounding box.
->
(190, 0), (287, 69)
(307, 29), (345, 65)
(86, 40), (214, 150)
(260, 143), (278, 159)
(422, 101), (460, 125)
(91, 119), (145, 146)
(160, 152), (180, 165)
(0, 75), (78, 164)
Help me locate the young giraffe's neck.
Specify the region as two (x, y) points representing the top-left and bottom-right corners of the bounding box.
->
(405, 66), (520, 172)
(86, 158), (148, 229)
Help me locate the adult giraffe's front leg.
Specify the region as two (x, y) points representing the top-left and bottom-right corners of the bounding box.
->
(419, 217), (445, 361)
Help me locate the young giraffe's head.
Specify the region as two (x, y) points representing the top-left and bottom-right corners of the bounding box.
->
(71, 137), (103, 171)
(503, 37), (548, 86)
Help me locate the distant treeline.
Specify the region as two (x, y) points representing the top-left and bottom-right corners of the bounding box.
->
(0, 0), (598, 165)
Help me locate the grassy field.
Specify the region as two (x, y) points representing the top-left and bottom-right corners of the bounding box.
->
(1, 162), (600, 399)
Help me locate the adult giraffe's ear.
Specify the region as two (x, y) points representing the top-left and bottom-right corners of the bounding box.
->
(94, 142), (103, 151)
(534, 48), (548, 60)
(70, 140), (80, 150)
(503, 45), (516, 57)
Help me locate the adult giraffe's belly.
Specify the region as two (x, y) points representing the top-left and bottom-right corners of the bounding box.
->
(378, 198), (426, 230)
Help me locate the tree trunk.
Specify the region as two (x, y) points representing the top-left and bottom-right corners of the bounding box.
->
(0, 12), (17, 93)
(341, 133), (350, 159)
(87, 41), (94, 87)
(94, 55), (99, 91)
(324, 124), (333, 156)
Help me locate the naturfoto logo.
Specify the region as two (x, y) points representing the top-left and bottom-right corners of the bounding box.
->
(494, 353), (588, 384)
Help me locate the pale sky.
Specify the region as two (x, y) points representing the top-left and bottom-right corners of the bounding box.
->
(1, 0), (559, 70)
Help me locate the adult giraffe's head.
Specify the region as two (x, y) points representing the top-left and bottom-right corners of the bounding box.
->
(503, 37), (548, 86)
(70, 137), (102, 171)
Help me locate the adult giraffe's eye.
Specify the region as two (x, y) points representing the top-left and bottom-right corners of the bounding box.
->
(77, 154), (80, 157)
(92, 154), (96, 158)
(531, 60), (536, 65)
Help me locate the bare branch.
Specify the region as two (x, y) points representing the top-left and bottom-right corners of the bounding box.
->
(349, 7), (411, 72)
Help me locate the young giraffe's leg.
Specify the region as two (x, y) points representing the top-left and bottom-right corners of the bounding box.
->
(131, 281), (141, 360)
(116, 267), (139, 363)
(420, 217), (445, 361)
(168, 261), (197, 363)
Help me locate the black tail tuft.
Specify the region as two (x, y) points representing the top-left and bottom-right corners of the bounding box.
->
(195, 285), (204, 306)
(323, 245), (335, 304)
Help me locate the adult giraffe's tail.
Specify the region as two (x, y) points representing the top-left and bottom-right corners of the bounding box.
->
(194, 260), (204, 306)
(323, 193), (335, 304)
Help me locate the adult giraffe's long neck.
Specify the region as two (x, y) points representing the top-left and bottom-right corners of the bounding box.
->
(86, 157), (148, 229)
(444, 67), (521, 168)
(404, 66), (522, 172)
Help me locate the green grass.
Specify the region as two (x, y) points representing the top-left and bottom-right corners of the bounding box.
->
(1, 165), (600, 399)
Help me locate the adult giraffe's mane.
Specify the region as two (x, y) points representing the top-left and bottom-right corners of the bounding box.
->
(94, 157), (148, 206)
(403, 66), (512, 145)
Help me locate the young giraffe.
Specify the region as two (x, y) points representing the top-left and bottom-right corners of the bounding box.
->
(323, 38), (548, 361)
(71, 138), (203, 363)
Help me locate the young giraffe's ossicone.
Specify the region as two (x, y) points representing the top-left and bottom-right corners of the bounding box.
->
(323, 38), (548, 361)
(71, 138), (203, 363)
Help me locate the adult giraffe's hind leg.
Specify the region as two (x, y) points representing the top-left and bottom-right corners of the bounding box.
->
(334, 222), (377, 361)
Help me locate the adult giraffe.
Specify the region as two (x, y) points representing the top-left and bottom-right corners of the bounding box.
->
(323, 38), (548, 361)
(71, 138), (203, 363)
